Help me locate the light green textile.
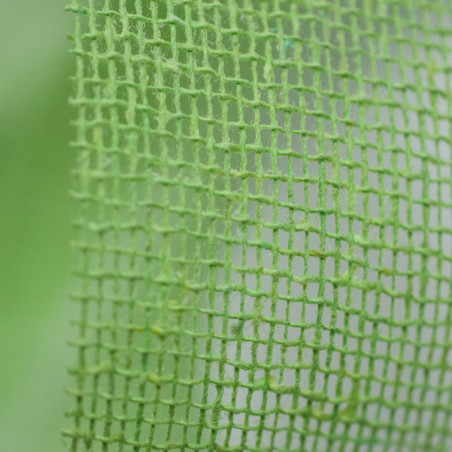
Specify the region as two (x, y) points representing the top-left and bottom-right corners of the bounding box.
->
(65, 0), (452, 450)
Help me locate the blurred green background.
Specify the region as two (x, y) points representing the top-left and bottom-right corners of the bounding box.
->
(0, 2), (74, 450)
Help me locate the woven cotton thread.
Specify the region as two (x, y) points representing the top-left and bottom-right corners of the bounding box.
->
(65, 1), (452, 450)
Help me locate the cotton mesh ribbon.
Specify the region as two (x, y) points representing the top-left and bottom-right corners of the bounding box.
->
(65, 1), (452, 450)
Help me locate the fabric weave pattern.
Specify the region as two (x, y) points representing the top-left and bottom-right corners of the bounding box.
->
(65, 1), (452, 450)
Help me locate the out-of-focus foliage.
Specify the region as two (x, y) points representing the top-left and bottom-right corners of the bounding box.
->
(0, 2), (74, 450)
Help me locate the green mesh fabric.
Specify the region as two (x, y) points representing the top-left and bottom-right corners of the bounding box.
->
(65, 0), (452, 450)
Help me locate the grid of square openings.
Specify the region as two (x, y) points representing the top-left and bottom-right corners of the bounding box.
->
(66, 0), (452, 451)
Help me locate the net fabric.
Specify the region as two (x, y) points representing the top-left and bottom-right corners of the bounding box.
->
(65, 0), (452, 450)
